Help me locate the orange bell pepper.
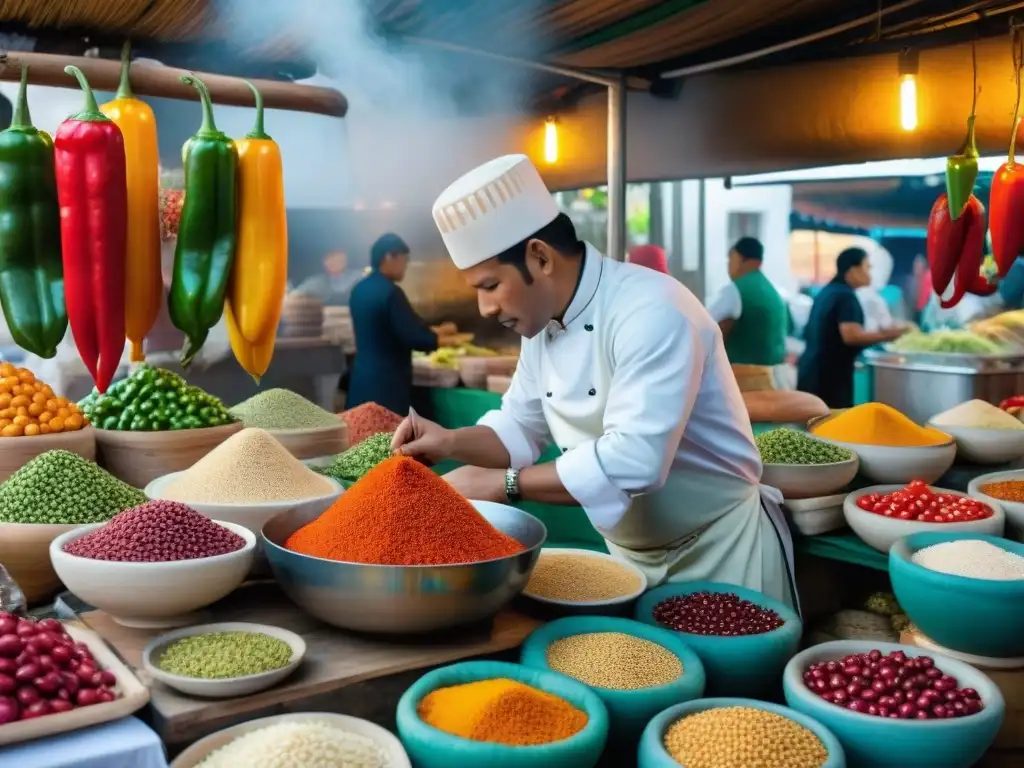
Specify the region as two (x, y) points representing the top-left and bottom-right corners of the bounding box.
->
(225, 81), (287, 382)
(100, 42), (161, 362)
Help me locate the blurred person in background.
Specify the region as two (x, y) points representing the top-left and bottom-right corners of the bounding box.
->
(346, 233), (438, 414)
(798, 247), (907, 408)
(627, 245), (669, 274)
(294, 249), (362, 306)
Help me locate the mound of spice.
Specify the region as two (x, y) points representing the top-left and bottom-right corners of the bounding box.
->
(417, 678), (587, 746)
(525, 552), (644, 602)
(756, 428), (853, 465)
(811, 402), (949, 447)
(0, 450), (146, 525)
(197, 720), (387, 768)
(63, 501), (245, 562)
(546, 632), (683, 690)
(314, 432), (392, 482)
(162, 428), (336, 504)
(979, 479), (1024, 503)
(664, 707), (828, 768)
(911, 539), (1024, 580)
(286, 456), (524, 565)
(340, 402), (403, 445)
(157, 631), (292, 679)
(229, 389), (340, 430)
(0, 363), (88, 437)
(653, 591), (785, 636)
(932, 399), (1024, 430)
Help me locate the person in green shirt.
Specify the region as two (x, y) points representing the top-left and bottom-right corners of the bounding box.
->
(707, 237), (790, 367)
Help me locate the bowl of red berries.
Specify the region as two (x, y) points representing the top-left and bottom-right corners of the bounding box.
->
(843, 481), (1005, 553)
(783, 641), (1004, 767)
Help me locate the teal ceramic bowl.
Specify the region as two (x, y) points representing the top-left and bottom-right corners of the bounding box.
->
(637, 697), (846, 767)
(890, 531), (1024, 658)
(519, 616), (705, 742)
(634, 581), (802, 697)
(396, 660), (608, 768)
(783, 640), (1005, 768)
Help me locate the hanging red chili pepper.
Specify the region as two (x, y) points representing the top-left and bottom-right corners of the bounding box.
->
(932, 195), (987, 309)
(991, 28), (1024, 278)
(54, 66), (128, 394)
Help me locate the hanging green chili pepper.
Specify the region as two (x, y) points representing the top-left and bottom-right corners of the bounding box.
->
(169, 74), (238, 367)
(946, 43), (981, 220)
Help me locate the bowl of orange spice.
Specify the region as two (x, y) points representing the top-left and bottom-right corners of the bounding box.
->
(968, 470), (1024, 539)
(0, 362), (95, 482)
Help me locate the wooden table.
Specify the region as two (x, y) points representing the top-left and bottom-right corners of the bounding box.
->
(77, 583), (541, 751)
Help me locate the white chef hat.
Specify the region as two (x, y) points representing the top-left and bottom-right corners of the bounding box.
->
(432, 154), (561, 270)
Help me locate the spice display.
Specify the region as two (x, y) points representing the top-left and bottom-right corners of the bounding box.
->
(286, 456), (523, 565)
(78, 364), (234, 431)
(314, 432), (393, 482)
(545, 632), (683, 690)
(157, 631), (291, 679)
(979, 479), (1024, 502)
(890, 329), (1005, 355)
(911, 539), (1024, 580)
(170, 75), (238, 367)
(755, 428), (853, 465)
(340, 402), (404, 445)
(932, 399), (1024, 430)
(63, 501), (245, 562)
(524, 552), (643, 602)
(229, 389), (338, 431)
(160, 187), (183, 242)
(224, 81), (287, 382)
(0, 64), (67, 360)
(855, 480), (993, 522)
(162, 427), (335, 504)
(0, 364), (88, 437)
(803, 649), (984, 719)
(811, 403), (950, 447)
(55, 66), (127, 394)
(663, 707), (828, 768)
(653, 592), (785, 636)
(196, 721), (387, 768)
(0, 450), (145, 525)
(0, 613), (118, 724)
(417, 678), (587, 746)
(99, 42), (161, 364)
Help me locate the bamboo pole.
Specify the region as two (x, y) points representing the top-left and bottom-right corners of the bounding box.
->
(0, 51), (348, 117)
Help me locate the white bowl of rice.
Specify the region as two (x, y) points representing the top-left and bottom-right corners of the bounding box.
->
(170, 712), (411, 768)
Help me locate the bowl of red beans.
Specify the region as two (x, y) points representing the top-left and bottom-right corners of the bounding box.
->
(843, 481), (1005, 554)
(783, 640), (1005, 768)
(634, 581), (802, 698)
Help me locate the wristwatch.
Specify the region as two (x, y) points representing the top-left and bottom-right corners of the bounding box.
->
(504, 467), (521, 502)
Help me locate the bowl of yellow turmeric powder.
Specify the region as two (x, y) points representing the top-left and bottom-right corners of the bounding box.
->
(809, 404), (956, 485)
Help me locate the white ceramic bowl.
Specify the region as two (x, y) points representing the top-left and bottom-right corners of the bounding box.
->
(843, 485), (1005, 553)
(521, 548), (647, 614)
(170, 712), (411, 768)
(818, 438), (956, 485)
(761, 455), (859, 499)
(968, 469), (1024, 539)
(50, 521), (256, 627)
(928, 423), (1024, 465)
(143, 622), (305, 698)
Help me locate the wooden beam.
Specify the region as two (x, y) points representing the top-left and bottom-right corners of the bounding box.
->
(0, 52), (348, 118)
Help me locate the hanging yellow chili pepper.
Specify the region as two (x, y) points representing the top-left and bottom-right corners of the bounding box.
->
(225, 80), (287, 382)
(100, 41), (162, 362)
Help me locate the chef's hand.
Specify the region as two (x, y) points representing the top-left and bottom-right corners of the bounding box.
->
(391, 408), (454, 463)
(443, 466), (507, 503)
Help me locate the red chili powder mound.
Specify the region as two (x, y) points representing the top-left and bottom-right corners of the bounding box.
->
(339, 402), (404, 445)
(284, 456), (525, 565)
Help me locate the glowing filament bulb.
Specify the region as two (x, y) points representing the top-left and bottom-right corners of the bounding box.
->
(900, 74), (918, 132)
(544, 118), (558, 164)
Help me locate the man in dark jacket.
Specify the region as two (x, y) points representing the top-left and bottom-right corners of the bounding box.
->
(346, 234), (438, 414)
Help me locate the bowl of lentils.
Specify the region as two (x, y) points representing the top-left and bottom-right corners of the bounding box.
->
(756, 428), (859, 499)
(638, 697), (845, 768)
(49, 500), (255, 628)
(783, 640), (1004, 767)
(143, 622), (305, 698)
(635, 581), (802, 697)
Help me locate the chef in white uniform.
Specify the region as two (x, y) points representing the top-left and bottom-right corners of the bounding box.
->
(392, 155), (797, 608)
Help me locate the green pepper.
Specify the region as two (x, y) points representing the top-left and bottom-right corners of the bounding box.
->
(946, 115), (979, 221)
(169, 75), (238, 367)
(0, 65), (67, 358)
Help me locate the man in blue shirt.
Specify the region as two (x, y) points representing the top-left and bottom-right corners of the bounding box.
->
(798, 248), (907, 408)
(346, 234), (439, 414)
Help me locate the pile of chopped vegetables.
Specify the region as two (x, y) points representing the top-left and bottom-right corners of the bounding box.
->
(889, 330), (1006, 355)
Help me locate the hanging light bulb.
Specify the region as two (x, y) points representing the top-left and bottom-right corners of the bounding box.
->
(898, 49), (919, 132)
(544, 117), (558, 164)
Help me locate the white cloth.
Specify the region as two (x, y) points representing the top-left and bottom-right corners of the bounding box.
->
(0, 717), (167, 768)
(856, 287), (895, 332)
(707, 282), (742, 322)
(477, 244), (796, 606)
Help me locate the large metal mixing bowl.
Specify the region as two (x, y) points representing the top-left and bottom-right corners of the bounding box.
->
(262, 501), (546, 633)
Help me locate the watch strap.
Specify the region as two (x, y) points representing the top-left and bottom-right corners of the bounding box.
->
(504, 467), (521, 502)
